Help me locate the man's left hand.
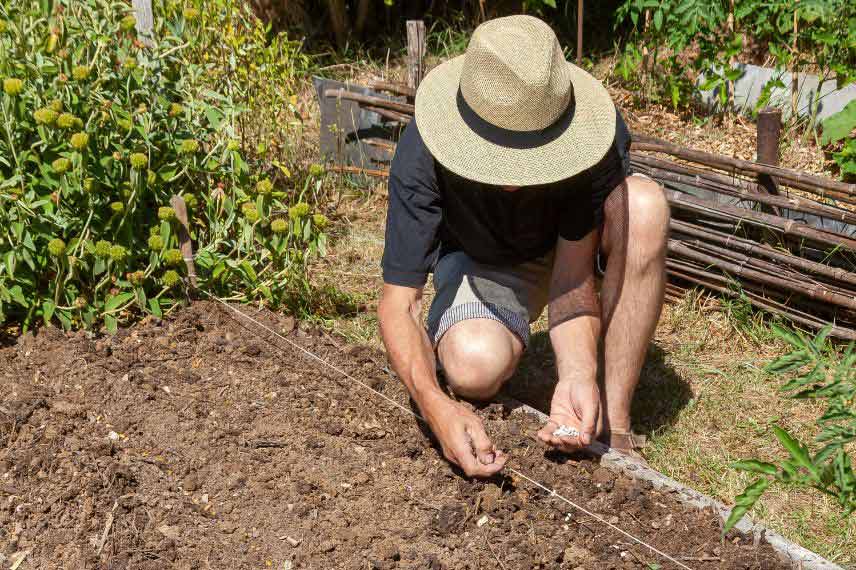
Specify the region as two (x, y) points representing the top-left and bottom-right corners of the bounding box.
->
(537, 377), (601, 452)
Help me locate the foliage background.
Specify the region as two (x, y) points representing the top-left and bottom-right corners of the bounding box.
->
(0, 0), (331, 332)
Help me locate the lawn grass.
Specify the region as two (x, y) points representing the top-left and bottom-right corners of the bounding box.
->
(309, 189), (855, 566)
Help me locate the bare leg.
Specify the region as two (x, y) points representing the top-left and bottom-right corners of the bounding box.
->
(600, 175), (670, 434)
(437, 319), (523, 401)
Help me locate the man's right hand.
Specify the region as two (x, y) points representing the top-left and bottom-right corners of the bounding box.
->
(421, 392), (507, 477)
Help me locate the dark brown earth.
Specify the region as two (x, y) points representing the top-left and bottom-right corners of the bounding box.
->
(1, 301), (790, 569)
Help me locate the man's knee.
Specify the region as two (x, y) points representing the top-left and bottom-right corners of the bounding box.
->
(626, 175), (670, 237)
(438, 320), (522, 401)
(606, 176), (669, 263)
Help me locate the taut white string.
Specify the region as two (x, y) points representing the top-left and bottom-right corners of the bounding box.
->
(200, 290), (695, 570)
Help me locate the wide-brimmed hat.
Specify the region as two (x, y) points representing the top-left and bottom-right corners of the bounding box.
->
(414, 15), (616, 186)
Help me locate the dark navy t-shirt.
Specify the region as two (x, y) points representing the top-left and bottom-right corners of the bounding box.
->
(382, 110), (631, 288)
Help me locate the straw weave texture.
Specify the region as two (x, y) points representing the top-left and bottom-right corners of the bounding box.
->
(414, 15), (617, 187)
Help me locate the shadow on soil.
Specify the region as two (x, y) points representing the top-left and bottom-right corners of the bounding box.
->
(503, 330), (692, 438)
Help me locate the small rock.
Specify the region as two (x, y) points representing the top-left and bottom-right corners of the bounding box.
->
(183, 473), (200, 491)
(476, 515), (489, 527)
(319, 539), (337, 553)
(281, 316), (296, 333)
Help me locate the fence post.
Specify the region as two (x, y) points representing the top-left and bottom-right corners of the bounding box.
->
(406, 20), (425, 90)
(132, 0), (154, 47)
(170, 195), (198, 293)
(757, 107), (782, 196)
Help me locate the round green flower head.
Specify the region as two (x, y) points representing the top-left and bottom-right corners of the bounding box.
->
(129, 152), (148, 170)
(288, 202), (310, 220)
(72, 65), (90, 81)
(149, 225), (161, 236)
(179, 139), (199, 154)
(312, 213), (328, 229)
(3, 78), (23, 96)
(52, 157), (71, 174)
(308, 163), (325, 178)
(120, 14), (137, 32)
(70, 132), (89, 151)
(147, 169), (156, 185)
(128, 270), (146, 286)
(116, 118), (131, 131)
(56, 113), (77, 129)
(163, 248), (183, 266)
(110, 201), (124, 214)
(83, 177), (98, 193)
(34, 108), (58, 126)
(0, 20), (8, 33)
(270, 218), (288, 234)
(255, 178), (273, 195)
(168, 102), (184, 117)
(109, 244), (129, 263)
(183, 7), (200, 19)
(241, 202), (259, 222)
(50, 100), (63, 112)
(95, 239), (112, 258)
(162, 270), (181, 288)
(182, 193), (198, 209)
(158, 206), (176, 221)
(147, 234), (164, 251)
(226, 139), (240, 151)
(123, 58), (137, 71)
(75, 296), (88, 309)
(48, 238), (67, 257)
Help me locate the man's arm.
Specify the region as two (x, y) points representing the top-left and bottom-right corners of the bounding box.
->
(536, 230), (602, 451)
(379, 283), (507, 477)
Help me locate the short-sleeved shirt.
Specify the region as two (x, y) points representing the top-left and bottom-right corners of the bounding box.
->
(381, 108), (631, 288)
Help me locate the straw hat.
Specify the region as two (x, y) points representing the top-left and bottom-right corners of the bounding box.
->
(414, 15), (616, 186)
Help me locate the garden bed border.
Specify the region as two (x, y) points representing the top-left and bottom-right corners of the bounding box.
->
(501, 397), (844, 570)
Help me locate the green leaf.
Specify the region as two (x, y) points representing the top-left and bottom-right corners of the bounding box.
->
(653, 9), (663, 31)
(732, 460), (778, 476)
(42, 300), (56, 324)
(821, 100), (856, 145)
(149, 298), (162, 318)
(773, 426), (820, 480)
(104, 292), (135, 313)
(105, 313), (118, 334)
(723, 478), (770, 532)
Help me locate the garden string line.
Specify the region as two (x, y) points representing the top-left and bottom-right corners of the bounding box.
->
(199, 290), (696, 570)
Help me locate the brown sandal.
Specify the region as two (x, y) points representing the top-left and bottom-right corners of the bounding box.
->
(600, 430), (648, 462)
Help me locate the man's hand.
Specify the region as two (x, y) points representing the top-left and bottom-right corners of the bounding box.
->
(422, 392), (507, 477)
(537, 378), (601, 452)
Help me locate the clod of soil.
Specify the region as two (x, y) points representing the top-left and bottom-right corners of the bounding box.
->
(1, 301), (790, 569)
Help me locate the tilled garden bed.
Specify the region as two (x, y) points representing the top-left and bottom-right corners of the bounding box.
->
(1, 302), (789, 569)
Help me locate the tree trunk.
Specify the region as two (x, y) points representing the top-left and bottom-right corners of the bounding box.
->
(326, 0), (349, 51)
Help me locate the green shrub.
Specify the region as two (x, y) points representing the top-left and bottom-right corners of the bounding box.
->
(0, 0), (324, 332)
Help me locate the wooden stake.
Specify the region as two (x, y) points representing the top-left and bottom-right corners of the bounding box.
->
(756, 107), (782, 195)
(791, 2), (799, 117)
(170, 195), (198, 291)
(406, 20), (426, 90)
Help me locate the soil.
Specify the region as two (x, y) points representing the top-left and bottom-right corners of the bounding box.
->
(1, 301), (791, 569)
